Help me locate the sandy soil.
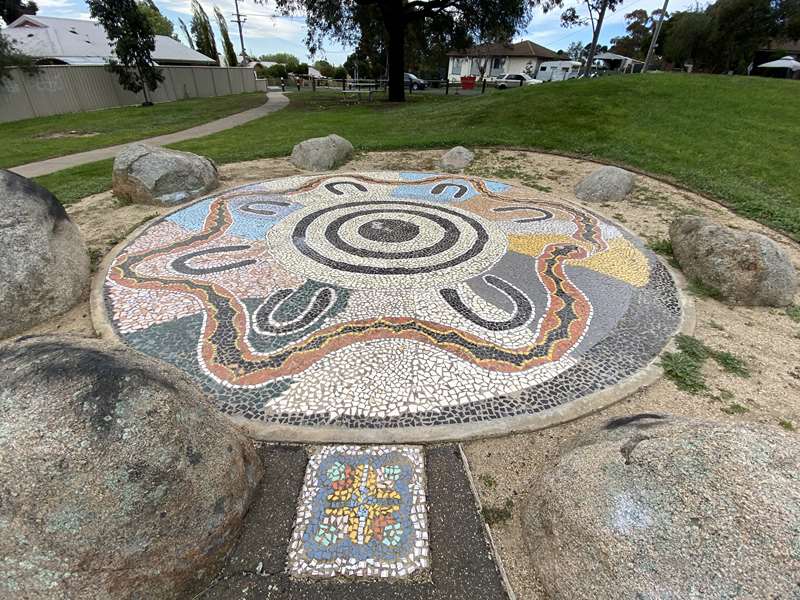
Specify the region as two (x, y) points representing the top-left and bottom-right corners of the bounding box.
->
(30, 148), (800, 600)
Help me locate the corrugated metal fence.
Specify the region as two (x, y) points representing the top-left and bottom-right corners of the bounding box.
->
(0, 65), (258, 123)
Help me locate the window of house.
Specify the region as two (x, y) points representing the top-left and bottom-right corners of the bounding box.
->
(450, 58), (463, 75)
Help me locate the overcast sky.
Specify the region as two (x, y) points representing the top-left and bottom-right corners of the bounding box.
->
(26, 0), (698, 63)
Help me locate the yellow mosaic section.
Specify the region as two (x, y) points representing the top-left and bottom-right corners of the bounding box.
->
(508, 234), (650, 287)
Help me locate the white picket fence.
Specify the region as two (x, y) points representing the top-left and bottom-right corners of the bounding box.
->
(0, 65), (259, 123)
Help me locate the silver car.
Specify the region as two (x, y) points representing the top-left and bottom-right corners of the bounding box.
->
(495, 73), (543, 89)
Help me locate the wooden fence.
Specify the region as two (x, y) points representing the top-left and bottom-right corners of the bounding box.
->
(0, 65), (259, 123)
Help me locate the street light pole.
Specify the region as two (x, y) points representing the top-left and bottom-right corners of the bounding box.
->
(231, 0), (247, 65)
(642, 0), (669, 73)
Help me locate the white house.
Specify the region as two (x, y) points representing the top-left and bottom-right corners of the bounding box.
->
(447, 40), (560, 81)
(3, 15), (216, 66)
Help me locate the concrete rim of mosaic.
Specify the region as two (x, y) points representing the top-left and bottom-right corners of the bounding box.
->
(91, 171), (694, 443)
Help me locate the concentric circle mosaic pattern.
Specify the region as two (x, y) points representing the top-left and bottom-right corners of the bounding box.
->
(101, 172), (682, 439)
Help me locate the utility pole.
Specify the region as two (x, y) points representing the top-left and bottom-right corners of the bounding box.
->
(231, 0), (247, 65)
(582, 0), (608, 78)
(642, 0), (669, 73)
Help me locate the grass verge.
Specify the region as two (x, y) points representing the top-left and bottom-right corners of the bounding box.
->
(31, 74), (800, 242)
(1, 92), (265, 168)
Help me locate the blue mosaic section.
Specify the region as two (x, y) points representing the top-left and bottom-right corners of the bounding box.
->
(165, 194), (301, 240)
(302, 451), (416, 562)
(392, 172), (510, 203)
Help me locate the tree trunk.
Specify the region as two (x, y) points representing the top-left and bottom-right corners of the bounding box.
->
(138, 65), (152, 106)
(582, 0), (608, 77)
(381, 0), (406, 102)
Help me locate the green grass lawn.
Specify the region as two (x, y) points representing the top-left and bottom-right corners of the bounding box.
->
(0, 92), (266, 168)
(35, 74), (800, 239)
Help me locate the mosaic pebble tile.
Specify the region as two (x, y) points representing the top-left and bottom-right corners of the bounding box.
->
(287, 445), (428, 579)
(100, 172), (683, 435)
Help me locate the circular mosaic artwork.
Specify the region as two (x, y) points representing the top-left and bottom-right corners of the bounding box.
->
(97, 172), (685, 441)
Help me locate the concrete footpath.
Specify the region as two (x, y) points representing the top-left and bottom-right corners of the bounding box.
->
(11, 92), (289, 179)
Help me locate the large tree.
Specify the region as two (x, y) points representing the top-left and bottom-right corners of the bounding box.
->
(662, 9), (713, 67)
(191, 0), (218, 64)
(272, 0), (536, 101)
(609, 8), (663, 59)
(2, 0), (37, 25)
(555, 0), (625, 75)
(214, 5), (238, 66)
(88, 0), (164, 105)
(138, 0), (176, 38)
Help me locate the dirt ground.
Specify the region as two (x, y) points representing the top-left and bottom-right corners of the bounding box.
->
(32, 149), (800, 600)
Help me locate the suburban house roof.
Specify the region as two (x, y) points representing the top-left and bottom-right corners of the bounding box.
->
(3, 15), (217, 66)
(447, 40), (559, 60)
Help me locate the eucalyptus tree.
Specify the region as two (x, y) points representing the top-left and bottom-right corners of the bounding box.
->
(191, 0), (219, 64)
(214, 5), (238, 65)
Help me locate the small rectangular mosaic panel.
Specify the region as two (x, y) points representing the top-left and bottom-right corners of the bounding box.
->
(288, 445), (429, 579)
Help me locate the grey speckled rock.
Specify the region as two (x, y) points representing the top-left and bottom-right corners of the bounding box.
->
(0, 171), (89, 340)
(290, 134), (354, 171)
(0, 336), (262, 600)
(670, 216), (797, 306)
(574, 165), (635, 202)
(112, 142), (218, 205)
(523, 414), (800, 600)
(440, 146), (474, 172)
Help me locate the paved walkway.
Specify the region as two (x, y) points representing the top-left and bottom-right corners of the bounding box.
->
(10, 92), (289, 179)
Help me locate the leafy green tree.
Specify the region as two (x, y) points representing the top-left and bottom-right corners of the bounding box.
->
(565, 40), (585, 60)
(662, 9), (713, 67)
(610, 9), (663, 59)
(88, 0), (163, 105)
(2, 0), (37, 25)
(258, 52), (301, 71)
(271, 0), (538, 102)
(0, 34), (39, 82)
(214, 5), (238, 65)
(137, 0), (176, 39)
(709, 0), (775, 72)
(313, 59), (336, 76)
(265, 63), (288, 78)
(191, 0), (218, 64)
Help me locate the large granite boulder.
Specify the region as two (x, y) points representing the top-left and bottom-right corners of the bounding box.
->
(290, 134), (354, 171)
(670, 216), (797, 306)
(113, 143), (218, 205)
(440, 146), (474, 172)
(523, 414), (800, 599)
(0, 170), (89, 340)
(575, 165), (636, 202)
(0, 336), (262, 599)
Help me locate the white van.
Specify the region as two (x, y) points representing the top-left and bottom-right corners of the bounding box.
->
(537, 61), (583, 82)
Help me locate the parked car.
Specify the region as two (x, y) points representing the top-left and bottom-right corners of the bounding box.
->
(404, 72), (428, 90)
(494, 73), (543, 88)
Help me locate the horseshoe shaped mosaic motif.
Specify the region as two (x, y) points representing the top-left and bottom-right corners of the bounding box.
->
(98, 172), (684, 440)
